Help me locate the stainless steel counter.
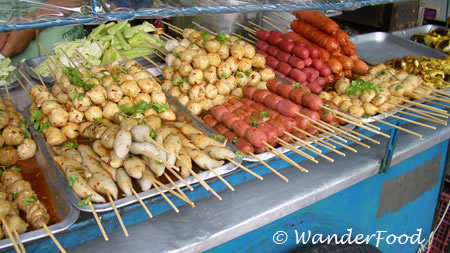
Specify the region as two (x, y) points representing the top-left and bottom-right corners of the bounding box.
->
(67, 114), (450, 252)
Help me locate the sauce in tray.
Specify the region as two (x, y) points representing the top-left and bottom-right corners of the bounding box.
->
(15, 157), (61, 225)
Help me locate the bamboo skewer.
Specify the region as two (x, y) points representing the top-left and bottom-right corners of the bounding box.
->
(88, 202), (109, 241)
(3, 81), (10, 100)
(162, 21), (183, 34)
(151, 180), (180, 213)
(166, 167), (194, 191)
(338, 125), (381, 144)
(394, 104), (448, 119)
(163, 173), (194, 207)
(248, 33), (258, 41)
(231, 32), (256, 44)
(380, 113), (436, 130)
(106, 191), (128, 237)
(275, 137), (318, 164)
(151, 176), (195, 206)
(13, 231), (25, 253)
(262, 18), (283, 32)
(263, 143), (308, 173)
(153, 50), (166, 61)
(37, 42), (57, 67)
(234, 22), (257, 35)
(283, 131), (335, 162)
(316, 133), (361, 152)
(370, 117), (422, 138)
(320, 105), (381, 131)
(151, 45), (168, 56)
(271, 12), (291, 23)
(35, 71), (49, 91)
(395, 97), (449, 115)
(192, 21), (217, 35)
(225, 157), (263, 180)
(392, 109), (447, 125)
(308, 124), (348, 143)
(418, 98), (450, 109)
(128, 146), (181, 172)
(74, 49), (93, 68)
(334, 116), (390, 138)
(131, 188), (153, 218)
(248, 152), (289, 182)
(430, 92), (450, 99)
(248, 20), (269, 32)
(293, 127), (347, 156)
(421, 86), (450, 96)
(1, 216), (21, 253)
(283, 131), (322, 153)
(295, 112), (335, 133)
(17, 70), (34, 88)
(187, 167), (223, 200)
(205, 165), (235, 191)
(141, 54), (163, 71)
(319, 120), (362, 141)
(162, 32), (176, 40)
(413, 92), (450, 104)
(43, 224), (66, 253)
(59, 49), (77, 68)
(16, 79), (32, 100)
(263, 16), (288, 30)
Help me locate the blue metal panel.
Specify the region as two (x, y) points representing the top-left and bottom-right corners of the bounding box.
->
(208, 141), (448, 253)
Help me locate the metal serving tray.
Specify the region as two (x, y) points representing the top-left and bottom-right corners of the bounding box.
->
(391, 25), (441, 40)
(0, 109), (79, 250)
(351, 32), (447, 64)
(21, 53), (163, 84)
(26, 100), (241, 213)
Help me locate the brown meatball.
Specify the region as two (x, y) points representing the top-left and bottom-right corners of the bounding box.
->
(0, 147), (19, 166)
(2, 126), (24, 146)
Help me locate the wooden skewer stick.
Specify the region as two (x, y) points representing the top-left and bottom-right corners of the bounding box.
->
(133, 56), (163, 84)
(421, 86), (450, 96)
(275, 137), (318, 164)
(166, 167), (194, 191)
(283, 131), (334, 162)
(141, 54), (163, 71)
(296, 126), (354, 153)
(334, 116), (390, 138)
(263, 16), (289, 30)
(316, 133), (362, 151)
(283, 131), (322, 153)
(128, 146), (181, 172)
(16, 79), (32, 100)
(395, 97), (449, 115)
(151, 180), (180, 213)
(319, 120), (362, 141)
(2, 216), (21, 253)
(153, 51), (166, 61)
(13, 231), (25, 253)
(394, 103), (448, 119)
(262, 18), (283, 32)
(380, 113), (436, 130)
(248, 20), (269, 32)
(248, 152), (289, 182)
(263, 142), (308, 173)
(271, 12), (291, 23)
(162, 32), (176, 40)
(234, 22), (257, 35)
(161, 21), (183, 34)
(192, 21), (217, 35)
(131, 188), (153, 218)
(35, 71), (49, 91)
(17, 69), (34, 88)
(59, 49), (77, 68)
(225, 157), (263, 180)
(43, 224), (66, 253)
(370, 117), (422, 138)
(3, 82), (10, 100)
(307, 124), (348, 143)
(295, 112), (335, 133)
(430, 92), (450, 99)
(88, 202), (109, 241)
(151, 44), (168, 56)
(231, 32), (256, 44)
(187, 167), (223, 200)
(413, 92), (450, 104)
(106, 191), (128, 237)
(163, 172), (195, 207)
(338, 125), (381, 145)
(151, 176), (195, 206)
(392, 108), (447, 126)
(293, 127), (348, 156)
(248, 33), (258, 41)
(418, 98), (450, 109)
(320, 105), (381, 131)
(166, 26), (184, 35)
(318, 121), (371, 149)
(205, 165), (234, 191)
(74, 49), (94, 68)
(37, 42), (57, 68)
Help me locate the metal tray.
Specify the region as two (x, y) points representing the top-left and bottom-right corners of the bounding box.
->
(21, 53), (164, 84)
(26, 100), (241, 213)
(391, 25), (441, 40)
(0, 109), (79, 250)
(350, 32), (447, 64)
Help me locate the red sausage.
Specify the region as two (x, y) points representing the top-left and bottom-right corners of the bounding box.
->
(222, 112), (240, 129)
(256, 30), (270, 41)
(277, 51), (291, 63)
(291, 128), (306, 139)
(263, 94), (283, 109)
(223, 130), (237, 141)
(235, 138), (254, 154)
(233, 109), (247, 120)
(300, 108), (321, 122)
(266, 55), (279, 69)
(256, 49), (268, 57)
(288, 56), (305, 70)
(257, 123), (278, 146)
(306, 45), (319, 59)
(289, 88), (305, 105)
(240, 97), (254, 106)
(307, 81), (323, 94)
(228, 98), (244, 108)
(232, 120), (251, 138)
(222, 103), (236, 111)
(270, 30), (283, 37)
(211, 105), (228, 121)
(281, 34), (294, 43)
(273, 69), (286, 79)
(277, 83), (295, 98)
(311, 59), (324, 70)
(250, 102), (266, 112)
(316, 77), (325, 86)
(242, 85), (258, 99)
(251, 111), (270, 123)
(203, 115), (217, 127)
(280, 133), (293, 143)
(276, 115), (297, 132)
(277, 62), (292, 76)
(245, 127), (268, 148)
(329, 117), (340, 127)
(292, 45), (309, 59)
(276, 99), (301, 117)
(279, 40), (294, 53)
(319, 105), (334, 123)
(265, 107), (279, 119)
(285, 77), (296, 84)
(302, 93), (324, 111)
(306, 126), (319, 136)
(266, 79), (281, 93)
(267, 34), (283, 46)
(241, 106), (256, 115)
(289, 69), (307, 83)
(213, 123), (229, 135)
(268, 119), (286, 137)
(256, 40), (269, 51)
(303, 68), (317, 83)
(295, 115), (311, 130)
(266, 45), (280, 57)
(253, 89), (272, 103)
(319, 66), (331, 77)
(304, 58), (312, 67)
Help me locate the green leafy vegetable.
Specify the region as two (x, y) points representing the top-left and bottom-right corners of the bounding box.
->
(176, 52), (182, 57)
(293, 82), (301, 88)
(232, 137), (238, 143)
(395, 85), (404, 91)
(62, 141), (79, 149)
(23, 196), (37, 204)
(250, 117), (259, 127)
(10, 166), (21, 172)
(30, 109), (44, 124)
(210, 133), (225, 141)
(119, 103), (135, 117)
(303, 88), (311, 93)
(235, 151), (245, 158)
(63, 66), (84, 88)
(150, 102), (169, 113)
(68, 175), (78, 187)
(345, 79), (381, 96)
(201, 32), (209, 42)
(244, 71), (251, 77)
(77, 194), (92, 207)
(216, 33), (228, 44)
(12, 191), (18, 200)
(322, 104), (333, 117)
(172, 76), (183, 86)
(69, 90), (85, 101)
(237, 73), (244, 78)
(189, 42), (195, 48)
(150, 129), (156, 139)
(363, 114), (370, 119)
(221, 73), (228, 79)
(134, 100), (149, 114)
(155, 160), (163, 165)
(259, 111), (269, 120)
(93, 118), (104, 124)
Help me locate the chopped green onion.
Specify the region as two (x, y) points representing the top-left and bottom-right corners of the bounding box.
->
(235, 151), (245, 158)
(210, 133), (225, 141)
(232, 137), (238, 143)
(68, 175), (78, 187)
(93, 118), (104, 124)
(77, 194), (92, 207)
(62, 141), (79, 149)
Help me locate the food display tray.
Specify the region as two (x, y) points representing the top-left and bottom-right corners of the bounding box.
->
(0, 109), (80, 250)
(25, 99), (242, 213)
(391, 25), (442, 40)
(350, 32), (447, 64)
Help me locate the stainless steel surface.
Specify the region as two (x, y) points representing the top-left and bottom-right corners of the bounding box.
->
(171, 12), (252, 35)
(391, 24), (439, 39)
(0, 110), (80, 250)
(26, 87), (241, 213)
(68, 109), (450, 253)
(351, 32), (447, 64)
